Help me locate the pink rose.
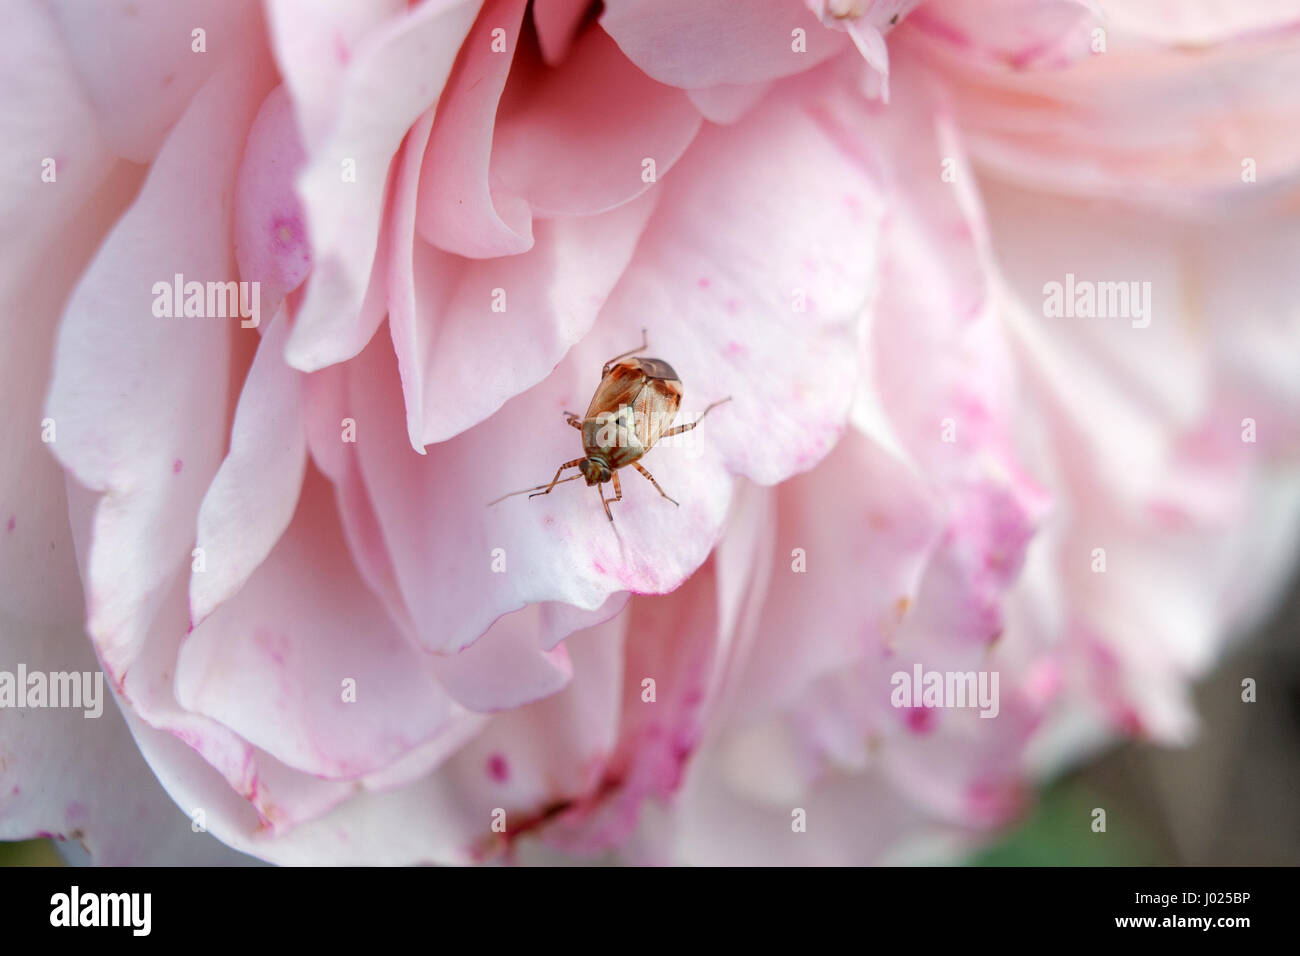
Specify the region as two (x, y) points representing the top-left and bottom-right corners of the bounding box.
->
(2, 0), (1298, 864)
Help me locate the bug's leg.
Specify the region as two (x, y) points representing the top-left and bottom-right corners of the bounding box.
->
(527, 458), (586, 498)
(563, 411), (584, 430)
(661, 396), (732, 438)
(598, 481), (614, 522)
(632, 462), (678, 507)
(601, 328), (650, 375)
(609, 470), (624, 518)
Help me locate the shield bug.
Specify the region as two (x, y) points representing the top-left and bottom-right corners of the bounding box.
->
(489, 330), (731, 522)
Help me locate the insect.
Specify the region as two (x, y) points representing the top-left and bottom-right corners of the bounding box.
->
(489, 330), (731, 522)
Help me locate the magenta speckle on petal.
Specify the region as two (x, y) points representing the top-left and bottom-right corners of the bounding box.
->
(172, 459), (183, 474)
(270, 214), (306, 251)
(903, 705), (937, 734)
(5, 516), (14, 533)
(487, 753), (510, 783)
(697, 276), (711, 289)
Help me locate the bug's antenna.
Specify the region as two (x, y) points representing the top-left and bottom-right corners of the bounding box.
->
(487, 473), (584, 506)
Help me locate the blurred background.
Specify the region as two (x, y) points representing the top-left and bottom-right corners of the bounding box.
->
(4, 569), (1297, 867)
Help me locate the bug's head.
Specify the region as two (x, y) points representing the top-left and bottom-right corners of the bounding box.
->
(579, 457), (611, 485)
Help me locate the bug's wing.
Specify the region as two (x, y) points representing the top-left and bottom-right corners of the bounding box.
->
(634, 374), (681, 449)
(583, 362), (648, 419)
(583, 360), (683, 459)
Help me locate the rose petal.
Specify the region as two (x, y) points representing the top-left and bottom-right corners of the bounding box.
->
(47, 0), (262, 161)
(284, 0), (482, 372)
(490, 25), (703, 217)
(189, 306), (307, 626)
(44, 44), (275, 680)
(686, 82), (772, 123)
(722, 431), (942, 725)
(414, 0), (533, 258)
(600, 0), (850, 89)
(393, 162), (657, 448)
(1104, 0), (1300, 47)
(986, 180), (1300, 739)
(179, 466), (472, 780)
(899, 0), (1098, 72)
(233, 86), (312, 318)
(263, 0), (406, 153)
(905, 3), (1300, 200)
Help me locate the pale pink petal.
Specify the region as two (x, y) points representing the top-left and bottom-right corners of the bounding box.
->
(46, 0), (262, 161)
(0, 0), (120, 272)
(432, 595), (637, 712)
(665, 63), (1059, 848)
(538, 570), (721, 854)
(686, 82), (772, 123)
(44, 45), (275, 681)
(301, 351), (630, 716)
(233, 86), (312, 319)
(1200, 209), (1300, 452)
(986, 181), (1216, 508)
(0, 13), (236, 861)
(0, 607), (259, 864)
(1104, 0), (1300, 46)
(0, 0), (131, 617)
(673, 759), (967, 865)
(178, 467), (471, 780)
(61, 478), (356, 834)
(899, 0), (1098, 72)
(538, 591), (630, 651)
(415, 0), (533, 258)
(430, 610), (573, 713)
(490, 25), (703, 217)
(693, 480), (778, 730)
(597, 86), (885, 488)
(284, 0), (482, 372)
(262, 0), (406, 154)
(301, 362), (416, 635)
(724, 432), (943, 724)
(392, 185), (657, 448)
(983, 179), (1300, 740)
(600, 0), (850, 89)
(67, 463), (485, 840)
(438, 615), (627, 860)
(803, 0), (929, 96)
(904, 3), (1300, 200)
(846, 18), (891, 86)
(987, 180), (1300, 738)
(189, 306), (307, 626)
(117, 608), (620, 864)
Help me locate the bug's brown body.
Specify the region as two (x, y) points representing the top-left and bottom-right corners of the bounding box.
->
(489, 331), (730, 523)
